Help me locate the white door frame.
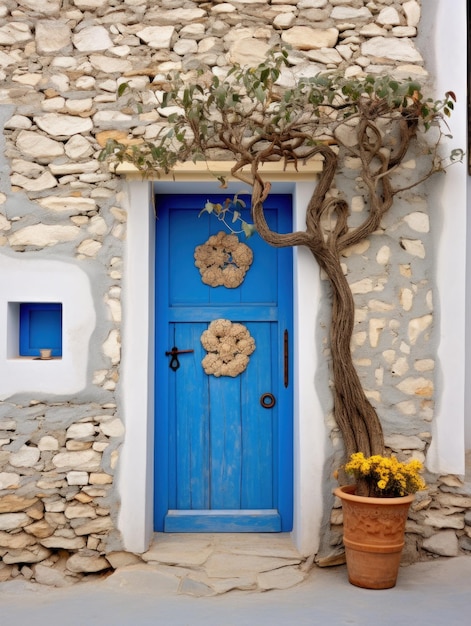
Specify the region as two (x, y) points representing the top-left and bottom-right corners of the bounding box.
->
(117, 178), (325, 555)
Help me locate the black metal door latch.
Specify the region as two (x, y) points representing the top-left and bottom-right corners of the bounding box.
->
(165, 346), (194, 371)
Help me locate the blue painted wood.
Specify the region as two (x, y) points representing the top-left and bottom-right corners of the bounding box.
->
(154, 194), (293, 532)
(174, 322), (210, 510)
(19, 303), (62, 357)
(241, 322), (274, 509)
(165, 510), (281, 532)
(169, 306), (278, 322)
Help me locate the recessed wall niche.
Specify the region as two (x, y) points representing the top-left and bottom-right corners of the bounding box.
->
(12, 302), (63, 358)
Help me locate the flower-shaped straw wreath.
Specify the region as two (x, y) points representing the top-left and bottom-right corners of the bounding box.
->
(194, 231), (253, 288)
(201, 319), (255, 377)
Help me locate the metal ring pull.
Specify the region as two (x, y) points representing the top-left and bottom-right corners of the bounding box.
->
(260, 393), (276, 409)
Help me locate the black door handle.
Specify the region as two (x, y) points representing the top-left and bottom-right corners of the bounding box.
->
(165, 346), (194, 371)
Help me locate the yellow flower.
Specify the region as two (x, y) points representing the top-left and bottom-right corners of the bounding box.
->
(342, 452), (426, 497)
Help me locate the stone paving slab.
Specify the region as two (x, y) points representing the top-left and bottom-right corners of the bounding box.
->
(138, 532), (308, 594)
(0, 557), (470, 626)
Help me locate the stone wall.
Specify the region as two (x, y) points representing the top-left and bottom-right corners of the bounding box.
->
(0, 0), (469, 586)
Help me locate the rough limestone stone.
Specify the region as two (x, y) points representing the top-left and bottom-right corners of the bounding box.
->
(18, 0), (61, 14)
(2, 545), (51, 564)
(0, 495), (38, 513)
(90, 55), (133, 74)
(33, 563), (70, 587)
(0, 530), (36, 549)
(34, 113), (93, 137)
(8, 224), (80, 248)
(24, 519), (55, 539)
(38, 436), (59, 451)
(408, 314), (432, 345)
(377, 7), (401, 25)
(403, 0), (421, 27)
(384, 434), (426, 452)
(136, 26), (175, 49)
(103, 329), (121, 365)
(0, 513), (31, 531)
(52, 450), (102, 472)
(38, 196), (96, 213)
(205, 554), (301, 578)
(66, 471), (89, 485)
(89, 473), (113, 485)
(396, 377), (433, 397)
(40, 535), (86, 550)
(73, 0), (108, 9)
(404, 212), (430, 233)
(66, 551), (111, 573)
(423, 512), (465, 530)
(99, 418), (125, 438)
(64, 503), (96, 519)
(257, 565), (305, 590)
(459, 535), (471, 552)
(49, 161), (99, 175)
(35, 20), (72, 54)
(307, 48), (343, 65)
(0, 23), (32, 45)
(331, 6), (372, 20)
(16, 130), (64, 160)
(77, 239), (102, 257)
(73, 516), (114, 535)
(282, 27), (338, 50)
(73, 26), (113, 52)
(361, 37), (423, 63)
(0, 473), (20, 489)
(5, 115), (32, 130)
(66, 423), (95, 439)
(65, 135), (94, 159)
(105, 551), (143, 569)
(11, 171), (57, 192)
(400, 238), (425, 259)
(142, 538), (212, 567)
(422, 530), (459, 556)
(9, 446), (41, 468)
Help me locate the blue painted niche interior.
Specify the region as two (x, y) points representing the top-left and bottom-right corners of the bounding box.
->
(19, 303), (63, 357)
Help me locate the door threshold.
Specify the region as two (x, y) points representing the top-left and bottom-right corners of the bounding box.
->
(165, 509), (281, 532)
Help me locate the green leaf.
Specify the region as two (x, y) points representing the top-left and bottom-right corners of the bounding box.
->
(118, 82), (129, 97)
(242, 221), (256, 238)
(198, 201), (215, 217)
(255, 85), (265, 103)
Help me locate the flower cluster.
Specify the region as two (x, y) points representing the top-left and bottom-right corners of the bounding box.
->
(344, 452), (426, 498)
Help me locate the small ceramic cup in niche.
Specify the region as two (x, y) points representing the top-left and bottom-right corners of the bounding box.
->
(39, 349), (52, 359)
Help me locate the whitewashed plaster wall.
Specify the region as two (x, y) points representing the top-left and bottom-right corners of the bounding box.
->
(417, 0), (469, 472)
(0, 254), (95, 399)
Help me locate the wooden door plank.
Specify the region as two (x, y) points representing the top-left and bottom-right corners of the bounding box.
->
(241, 321), (274, 509)
(209, 375), (242, 509)
(174, 322), (210, 510)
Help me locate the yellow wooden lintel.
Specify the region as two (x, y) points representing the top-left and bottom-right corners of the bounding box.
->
(114, 158), (323, 181)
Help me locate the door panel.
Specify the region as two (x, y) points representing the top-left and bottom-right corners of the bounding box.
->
(154, 194), (293, 532)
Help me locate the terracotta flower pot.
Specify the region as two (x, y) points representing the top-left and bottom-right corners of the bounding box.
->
(334, 484), (414, 589)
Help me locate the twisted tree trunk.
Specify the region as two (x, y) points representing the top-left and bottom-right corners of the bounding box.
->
(229, 103), (420, 494)
(246, 142), (388, 476)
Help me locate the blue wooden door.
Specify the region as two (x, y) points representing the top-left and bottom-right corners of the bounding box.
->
(154, 194), (293, 532)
